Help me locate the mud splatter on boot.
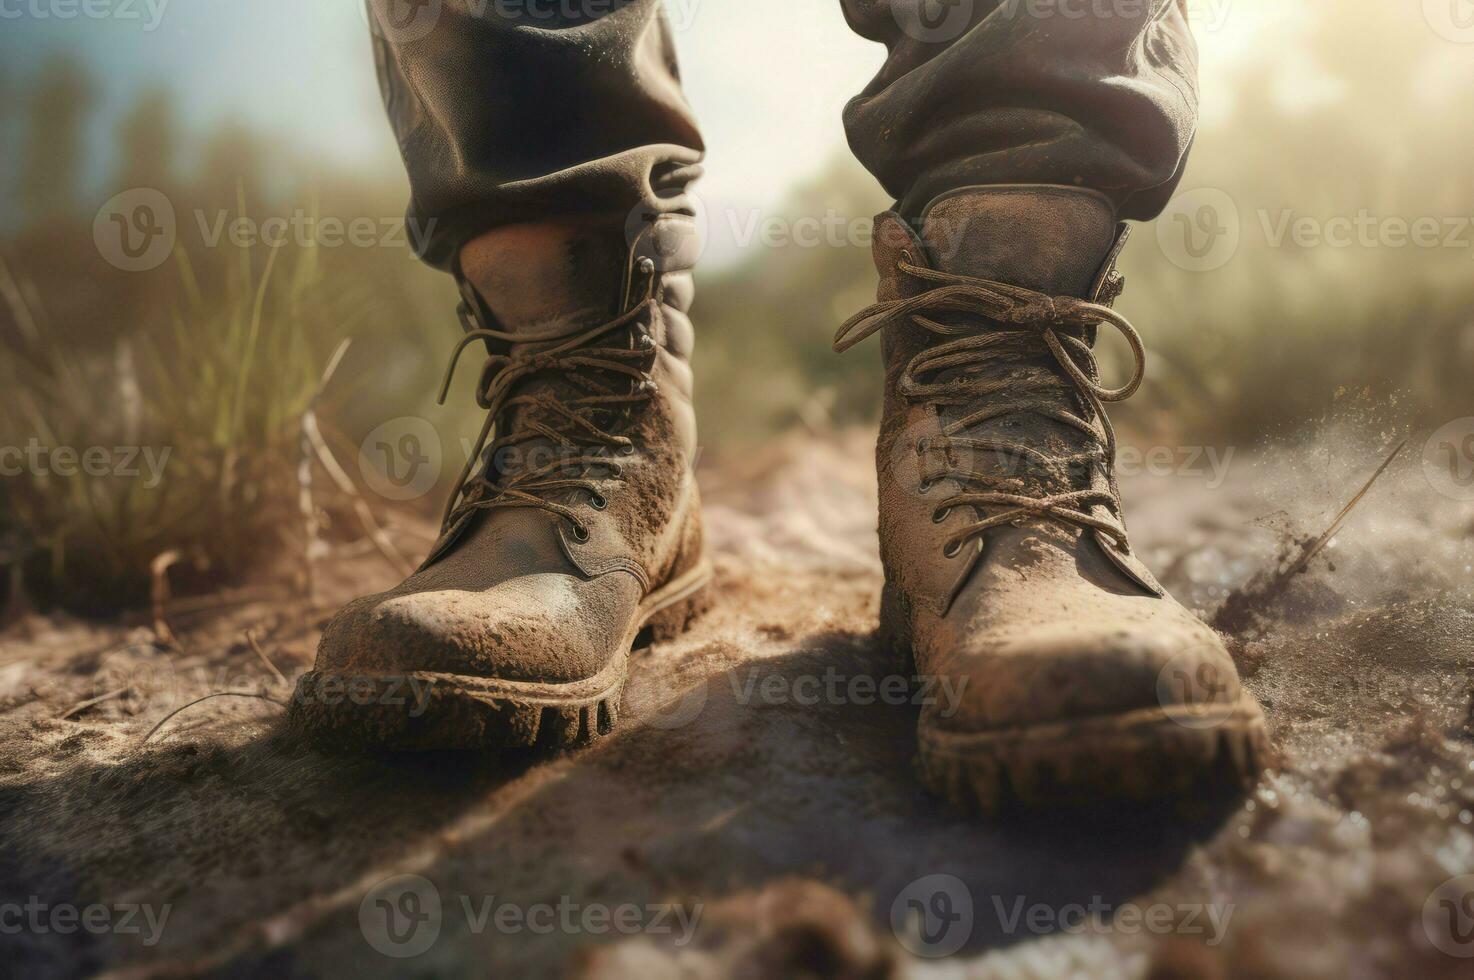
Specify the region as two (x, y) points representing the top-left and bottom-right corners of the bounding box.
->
(836, 186), (1272, 813)
(292, 218), (710, 749)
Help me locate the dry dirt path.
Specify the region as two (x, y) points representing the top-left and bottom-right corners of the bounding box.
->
(1, 430), (1472, 978)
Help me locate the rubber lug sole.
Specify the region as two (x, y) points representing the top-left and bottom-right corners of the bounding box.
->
(916, 699), (1273, 817)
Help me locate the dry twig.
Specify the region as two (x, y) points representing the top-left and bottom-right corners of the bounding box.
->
(149, 550), (184, 649)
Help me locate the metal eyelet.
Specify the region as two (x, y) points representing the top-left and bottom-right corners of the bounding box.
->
(619, 443), (636, 456)
(932, 507), (950, 525)
(915, 438), (927, 456)
(638, 256), (656, 276)
(589, 493), (607, 510)
(943, 540), (962, 558)
(918, 479), (933, 494)
(572, 524), (590, 543)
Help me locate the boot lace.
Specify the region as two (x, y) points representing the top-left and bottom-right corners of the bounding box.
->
(435, 285), (659, 540)
(834, 255), (1147, 556)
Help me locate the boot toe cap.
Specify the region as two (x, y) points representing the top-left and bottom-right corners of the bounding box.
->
(313, 574), (636, 685)
(927, 618), (1242, 733)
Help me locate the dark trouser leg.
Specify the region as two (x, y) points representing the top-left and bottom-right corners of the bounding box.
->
(367, 0), (704, 271)
(303, 3), (712, 754)
(839, 0), (1198, 221)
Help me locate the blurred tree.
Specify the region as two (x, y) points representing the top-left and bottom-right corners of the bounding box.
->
(113, 87), (179, 194)
(0, 64), (12, 231)
(194, 120), (269, 217)
(17, 55), (96, 227)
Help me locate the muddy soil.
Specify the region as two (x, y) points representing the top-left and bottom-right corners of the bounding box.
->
(1, 429), (1472, 979)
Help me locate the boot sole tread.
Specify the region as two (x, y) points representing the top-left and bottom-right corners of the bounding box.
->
(288, 558), (712, 751)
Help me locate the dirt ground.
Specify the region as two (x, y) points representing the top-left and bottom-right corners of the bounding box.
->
(2, 427), (1473, 979)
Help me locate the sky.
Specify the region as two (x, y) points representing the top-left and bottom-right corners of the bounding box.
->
(0, 0), (1279, 265)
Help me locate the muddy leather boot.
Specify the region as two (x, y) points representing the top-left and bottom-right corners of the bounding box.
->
(292, 218), (710, 749)
(836, 186), (1271, 812)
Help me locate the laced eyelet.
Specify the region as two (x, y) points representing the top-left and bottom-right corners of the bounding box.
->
(571, 524), (590, 542)
(589, 493), (607, 510)
(619, 443), (636, 456)
(943, 540), (963, 558)
(637, 256), (656, 276)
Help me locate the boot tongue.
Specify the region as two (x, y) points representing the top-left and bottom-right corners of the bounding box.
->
(459, 224), (628, 335)
(918, 186), (1117, 296)
(456, 226), (637, 486)
(914, 187), (1119, 503)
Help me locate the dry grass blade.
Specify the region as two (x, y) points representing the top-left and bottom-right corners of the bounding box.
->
(141, 691), (287, 744)
(298, 339), (353, 599)
(245, 628), (289, 689)
(1282, 437), (1408, 578)
(300, 341), (415, 578)
(59, 687), (129, 721)
(1212, 437), (1409, 634)
(0, 253), (41, 347)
